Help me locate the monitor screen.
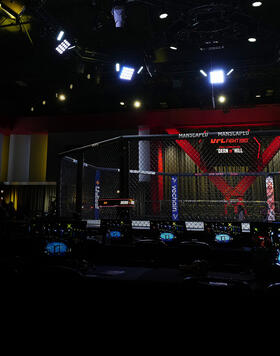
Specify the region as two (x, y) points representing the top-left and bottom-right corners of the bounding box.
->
(215, 233), (232, 244)
(160, 232), (175, 241)
(45, 242), (69, 256)
(110, 231), (121, 238)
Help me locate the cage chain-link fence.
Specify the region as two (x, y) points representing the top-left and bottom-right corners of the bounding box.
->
(59, 130), (280, 222)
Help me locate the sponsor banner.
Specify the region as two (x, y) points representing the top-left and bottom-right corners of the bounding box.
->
(94, 170), (101, 219)
(266, 176), (276, 221)
(171, 176), (179, 221)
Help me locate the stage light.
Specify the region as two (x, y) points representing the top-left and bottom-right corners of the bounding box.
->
(30, 107), (34, 112)
(58, 94), (66, 101)
(57, 31), (64, 41)
(42, 100), (46, 105)
(137, 66), (144, 74)
(55, 39), (71, 55)
(252, 1), (262, 7)
(119, 66), (135, 81)
(256, 94), (261, 98)
(120, 101), (125, 106)
(69, 84), (73, 89)
(200, 69), (208, 77)
(133, 100), (142, 108)
(116, 63), (120, 72)
(0, 0), (25, 19)
(170, 46), (178, 50)
(218, 95), (226, 104)
(112, 3), (125, 28)
(159, 12), (168, 19)
(209, 70), (225, 84)
(87, 74), (91, 79)
(248, 37), (257, 42)
(227, 68), (234, 76)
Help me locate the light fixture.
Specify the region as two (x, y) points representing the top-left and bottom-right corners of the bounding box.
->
(248, 37), (257, 42)
(256, 94), (261, 98)
(227, 68), (234, 76)
(116, 63), (120, 72)
(0, 0), (25, 19)
(112, 3), (126, 28)
(30, 107), (34, 112)
(87, 74), (91, 79)
(137, 66), (144, 74)
(133, 100), (142, 108)
(58, 94), (66, 101)
(42, 100), (46, 105)
(120, 101), (125, 106)
(119, 66), (135, 81)
(159, 12), (168, 19)
(218, 95), (226, 104)
(252, 1), (262, 7)
(170, 46), (178, 50)
(209, 70), (225, 84)
(55, 39), (71, 55)
(69, 84), (73, 90)
(200, 69), (208, 77)
(57, 31), (64, 41)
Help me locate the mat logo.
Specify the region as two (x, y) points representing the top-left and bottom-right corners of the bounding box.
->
(171, 176), (179, 221)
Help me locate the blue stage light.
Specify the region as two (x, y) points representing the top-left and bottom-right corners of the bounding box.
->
(210, 70), (225, 84)
(119, 66), (135, 81)
(55, 39), (71, 55)
(57, 31), (64, 41)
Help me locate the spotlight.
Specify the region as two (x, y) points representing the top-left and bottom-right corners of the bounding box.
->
(119, 66), (135, 81)
(116, 63), (120, 72)
(137, 66), (144, 74)
(120, 101), (125, 106)
(227, 68), (234, 76)
(200, 69), (208, 77)
(42, 100), (46, 105)
(256, 94), (261, 98)
(248, 37), (257, 42)
(133, 100), (142, 108)
(58, 94), (66, 101)
(55, 39), (71, 55)
(218, 95), (226, 104)
(209, 70), (225, 84)
(57, 31), (65, 41)
(112, 2), (126, 28)
(30, 107), (34, 112)
(170, 46), (178, 51)
(0, 0), (25, 19)
(159, 12), (168, 19)
(252, 1), (262, 7)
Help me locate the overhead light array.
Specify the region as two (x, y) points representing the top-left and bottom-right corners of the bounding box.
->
(56, 39), (71, 55)
(119, 66), (135, 81)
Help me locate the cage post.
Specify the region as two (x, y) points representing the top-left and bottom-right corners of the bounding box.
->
(119, 137), (130, 219)
(56, 155), (62, 217)
(76, 152), (84, 218)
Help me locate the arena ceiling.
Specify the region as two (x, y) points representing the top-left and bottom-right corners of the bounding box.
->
(0, 0), (280, 116)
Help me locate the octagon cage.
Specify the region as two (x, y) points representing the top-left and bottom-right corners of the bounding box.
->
(57, 129), (280, 223)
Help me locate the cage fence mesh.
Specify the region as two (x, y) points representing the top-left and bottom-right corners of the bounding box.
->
(59, 131), (280, 222)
